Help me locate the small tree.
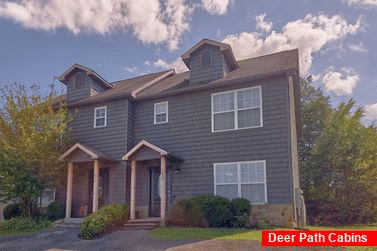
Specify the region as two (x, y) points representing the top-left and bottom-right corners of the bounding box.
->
(0, 83), (72, 216)
(305, 99), (377, 224)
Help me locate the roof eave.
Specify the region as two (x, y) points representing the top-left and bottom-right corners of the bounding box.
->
(58, 64), (112, 89)
(67, 92), (132, 108)
(135, 68), (298, 102)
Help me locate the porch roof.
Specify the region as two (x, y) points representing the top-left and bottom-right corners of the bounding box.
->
(58, 142), (118, 162)
(122, 140), (182, 162)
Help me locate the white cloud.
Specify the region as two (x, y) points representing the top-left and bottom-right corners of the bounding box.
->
(202, 0), (230, 15)
(349, 42), (367, 52)
(321, 68), (360, 96)
(365, 104), (377, 121)
(153, 58), (188, 73)
(0, 0), (192, 50)
(125, 67), (137, 73)
(223, 14), (364, 76)
(345, 0), (377, 6)
(256, 14), (273, 32)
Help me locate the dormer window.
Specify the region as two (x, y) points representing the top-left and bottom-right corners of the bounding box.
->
(76, 72), (84, 88)
(202, 50), (212, 66)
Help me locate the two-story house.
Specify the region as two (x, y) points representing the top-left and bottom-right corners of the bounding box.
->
(56, 39), (304, 227)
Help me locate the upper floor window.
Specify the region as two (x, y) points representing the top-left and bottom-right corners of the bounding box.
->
(154, 101), (168, 124)
(202, 50), (212, 66)
(94, 106), (107, 128)
(214, 160), (267, 204)
(211, 86), (262, 132)
(76, 72), (84, 88)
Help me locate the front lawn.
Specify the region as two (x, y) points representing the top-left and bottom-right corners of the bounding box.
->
(151, 225), (377, 251)
(151, 227), (259, 240)
(0, 217), (51, 236)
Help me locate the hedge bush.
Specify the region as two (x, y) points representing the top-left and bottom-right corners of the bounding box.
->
(168, 199), (208, 227)
(79, 203), (129, 239)
(47, 200), (66, 221)
(3, 204), (22, 220)
(230, 198), (251, 227)
(190, 195), (233, 228)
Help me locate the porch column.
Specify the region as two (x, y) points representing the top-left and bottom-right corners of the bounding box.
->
(93, 159), (100, 213)
(130, 160), (137, 220)
(65, 161), (73, 219)
(160, 156), (167, 227)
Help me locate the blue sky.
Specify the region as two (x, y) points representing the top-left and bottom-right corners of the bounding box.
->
(0, 0), (376, 122)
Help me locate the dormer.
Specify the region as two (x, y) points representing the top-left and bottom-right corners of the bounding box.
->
(181, 39), (238, 84)
(58, 64), (112, 104)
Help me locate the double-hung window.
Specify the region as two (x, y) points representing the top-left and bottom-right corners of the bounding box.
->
(214, 160), (267, 204)
(154, 101), (168, 124)
(94, 106), (107, 128)
(212, 86), (262, 132)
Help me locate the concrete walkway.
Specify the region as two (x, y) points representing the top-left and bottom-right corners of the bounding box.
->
(0, 225), (200, 251)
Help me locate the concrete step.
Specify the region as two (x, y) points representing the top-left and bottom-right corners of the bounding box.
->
(53, 218), (83, 227)
(122, 218), (160, 230)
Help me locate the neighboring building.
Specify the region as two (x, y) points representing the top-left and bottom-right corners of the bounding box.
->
(56, 39), (305, 227)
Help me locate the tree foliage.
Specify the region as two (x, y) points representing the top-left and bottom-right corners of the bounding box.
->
(0, 83), (72, 215)
(299, 77), (332, 191)
(300, 78), (377, 225)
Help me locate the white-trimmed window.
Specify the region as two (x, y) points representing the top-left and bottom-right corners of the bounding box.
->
(211, 86), (262, 132)
(154, 101), (168, 124)
(94, 106), (107, 128)
(214, 160), (267, 204)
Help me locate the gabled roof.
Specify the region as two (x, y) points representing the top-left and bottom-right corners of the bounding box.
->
(58, 63), (112, 89)
(59, 48), (299, 106)
(137, 49), (299, 98)
(68, 70), (174, 106)
(181, 38), (238, 70)
(122, 140), (168, 161)
(58, 142), (117, 162)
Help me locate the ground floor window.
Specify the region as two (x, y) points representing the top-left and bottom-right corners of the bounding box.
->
(214, 160), (267, 204)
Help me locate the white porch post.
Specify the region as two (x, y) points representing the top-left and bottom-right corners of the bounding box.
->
(65, 161), (73, 219)
(93, 159), (100, 213)
(130, 160), (137, 220)
(160, 156), (167, 227)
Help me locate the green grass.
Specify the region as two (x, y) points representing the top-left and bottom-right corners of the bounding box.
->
(151, 227), (258, 240)
(0, 217), (51, 236)
(152, 225), (377, 250)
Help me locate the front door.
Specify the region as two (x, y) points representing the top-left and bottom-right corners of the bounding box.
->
(149, 168), (161, 217)
(88, 168), (109, 214)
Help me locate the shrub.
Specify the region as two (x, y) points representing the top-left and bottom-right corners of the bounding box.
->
(190, 195), (233, 228)
(168, 199), (208, 227)
(80, 203), (129, 240)
(0, 217), (51, 235)
(3, 204), (22, 220)
(230, 198), (251, 227)
(47, 200), (66, 221)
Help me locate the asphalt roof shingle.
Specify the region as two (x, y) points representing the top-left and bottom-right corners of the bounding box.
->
(59, 49), (299, 105)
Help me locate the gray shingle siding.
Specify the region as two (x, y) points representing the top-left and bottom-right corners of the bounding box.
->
(66, 72), (91, 103)
(67, 71), (107, 103)
(190, 45), (226, 84)
(133, 75), (293, 204)
(70, 98), (129, 159)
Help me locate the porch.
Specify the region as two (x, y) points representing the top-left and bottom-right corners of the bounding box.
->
(122, 140), (182, 227)
(58, 143), (119, 219)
